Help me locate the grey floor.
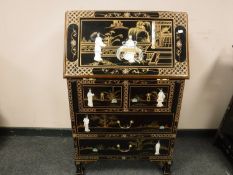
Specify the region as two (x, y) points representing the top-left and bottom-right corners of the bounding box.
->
(0, 136), (232, 175)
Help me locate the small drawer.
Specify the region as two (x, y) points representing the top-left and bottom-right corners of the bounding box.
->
(77, 113), (173, 133)
(127, 80), (175, 112)
(77, 79), (125, 113)
(129, 86), (170, 109)
(78, 138), (171, 156)
(82, 85), (123, 108)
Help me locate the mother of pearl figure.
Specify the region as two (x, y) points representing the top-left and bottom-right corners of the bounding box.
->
(123, 35), (137, 63)
(83, 115), (90, 132)
(155, 141), (161, 155)
(87, 89), (94, 107)
(157, 89), (165, 107)
(94, 33), (106, 62)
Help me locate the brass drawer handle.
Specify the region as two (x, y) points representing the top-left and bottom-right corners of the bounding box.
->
(116, 144), (132, 153)
(117, 120), (134, 129)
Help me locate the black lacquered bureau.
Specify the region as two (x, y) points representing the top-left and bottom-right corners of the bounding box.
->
(63, 10), (189, 175)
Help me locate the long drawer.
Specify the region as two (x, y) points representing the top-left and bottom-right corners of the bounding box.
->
(78, 138), (171, 157)
(76, 113), (173, 133)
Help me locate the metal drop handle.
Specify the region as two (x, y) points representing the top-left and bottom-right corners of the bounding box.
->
(117, 120), (134, 129)
(116, 144), (132, 153)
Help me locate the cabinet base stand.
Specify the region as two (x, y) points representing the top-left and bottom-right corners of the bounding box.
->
(75, 160), (172, 175)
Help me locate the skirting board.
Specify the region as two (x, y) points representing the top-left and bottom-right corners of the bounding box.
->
(0, 127), (71, 137)
(0, 127), (217, 137)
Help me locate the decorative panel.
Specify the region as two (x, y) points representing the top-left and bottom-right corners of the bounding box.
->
(64, 11), (189, 79)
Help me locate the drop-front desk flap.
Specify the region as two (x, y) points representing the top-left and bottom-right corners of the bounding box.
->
(64, 11), (189, 79)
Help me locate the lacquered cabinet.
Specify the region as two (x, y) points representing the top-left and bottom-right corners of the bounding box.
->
(64, 10), (189, 175)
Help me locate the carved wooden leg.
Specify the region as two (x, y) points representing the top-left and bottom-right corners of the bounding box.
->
(75, 162), (85, 175)
(163, 161), (171, 175)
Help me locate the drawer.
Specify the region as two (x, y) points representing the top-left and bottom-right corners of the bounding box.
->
(77, 113), (173, 133)
(127, 80), (176, 113)
(78, 138), (171, 157)
(76, 79), (175, 113)
(77, 79), (125, 113)
(128, 84), (173, 112)
(82, 84), (123, 108)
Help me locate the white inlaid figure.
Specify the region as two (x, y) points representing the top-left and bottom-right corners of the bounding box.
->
(155, 141), (160, 155)
(151, 21), (156, 49)
(83, 115), (90, 132)
(87, 89), (94, 107)
(157, 89), (165, 107)
(94, 33), (106, 62)
(123, 35), (137, 63)
(125, 35), (136, 47)
(116, 35), (143, 64)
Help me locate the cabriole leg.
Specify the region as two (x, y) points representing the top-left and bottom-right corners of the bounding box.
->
(75, 162), (85, 175)
(163, 161), (171, 175)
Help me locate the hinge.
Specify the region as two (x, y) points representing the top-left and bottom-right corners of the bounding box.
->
(157, 79), (169, 84)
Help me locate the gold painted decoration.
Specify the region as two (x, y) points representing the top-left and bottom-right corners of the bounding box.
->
(67, 24), (78, 62)
(64, 11), (189, 78)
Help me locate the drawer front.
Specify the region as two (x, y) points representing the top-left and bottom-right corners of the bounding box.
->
(76, 79), (175, 113)
(77, 113), (173, 133)
(78, 138), (171, 157)
(82, 84), (123, 108)
(77, 79), (125, 113)
(128, 84), (173, 112)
